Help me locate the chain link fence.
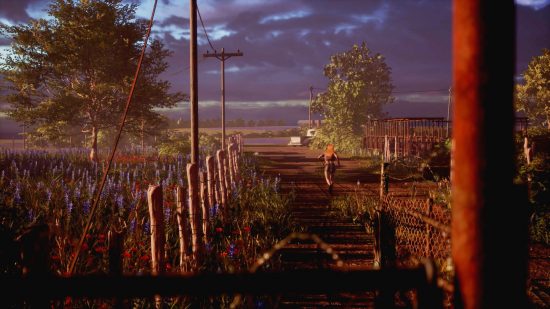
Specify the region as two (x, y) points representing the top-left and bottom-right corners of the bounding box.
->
(378, 194), (454, 307)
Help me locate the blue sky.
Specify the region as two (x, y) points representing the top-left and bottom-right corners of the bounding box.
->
(0, 0), (549, 124)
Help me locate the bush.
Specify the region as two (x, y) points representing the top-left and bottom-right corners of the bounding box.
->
(309, 124), (362, 154)
(331, 185), (378, 233)
(517, 128), (550, 244)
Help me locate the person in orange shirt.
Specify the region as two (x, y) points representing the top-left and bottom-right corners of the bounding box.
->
(317, 144), (341, 194)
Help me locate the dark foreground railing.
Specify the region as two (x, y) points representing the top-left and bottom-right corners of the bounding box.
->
(3, 262), (442, 308)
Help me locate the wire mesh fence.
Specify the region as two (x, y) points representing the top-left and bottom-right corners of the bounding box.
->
(378, 194), (454, 307)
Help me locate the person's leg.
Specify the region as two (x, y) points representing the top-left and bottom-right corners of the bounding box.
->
(324, 166), (331, 186)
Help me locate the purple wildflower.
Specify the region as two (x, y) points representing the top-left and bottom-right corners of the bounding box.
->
(83, 200), (91, 214)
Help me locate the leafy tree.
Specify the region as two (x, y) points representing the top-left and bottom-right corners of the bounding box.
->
(516, 49), (550, 129)
(311, 42), (393, 152)
(0, 0), (185, 160)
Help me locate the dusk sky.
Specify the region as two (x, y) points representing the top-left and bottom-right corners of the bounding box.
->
(1, 0), (549, 124)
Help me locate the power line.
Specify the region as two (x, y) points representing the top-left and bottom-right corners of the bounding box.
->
(68, 0), (159, 275)
(196, 4), (216, 52)
(168, 58), (205, 76)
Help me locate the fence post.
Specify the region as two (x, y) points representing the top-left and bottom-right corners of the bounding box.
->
(374, 210), (397, 308)
(176, 186), (190, 272)
(206, 156), (217, 208)
(394, 136), (398, 160)
(239, 134), (244, 154)
(417, 259), (443, 309)
(18, 224), (50, 308)
(425, 198), (433, 257)
(108, 229), (124, 275)
(216, 150), (228, 210)
(224, 148), (231, 195)
(233, 143), (240, 182)
(108, 229), (124, 309)
(380, 162), (389, 198)
(227, 143), (235, 187)
(200, 171), (209, 244)
(147, 185), (166, 275)
(19, 224), (50, 277)
(187, 163), (204, 265)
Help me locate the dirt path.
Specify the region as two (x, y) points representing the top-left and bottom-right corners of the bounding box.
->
(246, 145), (377, 307)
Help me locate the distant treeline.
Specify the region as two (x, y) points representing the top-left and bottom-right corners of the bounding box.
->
(170, 118), (287, 128)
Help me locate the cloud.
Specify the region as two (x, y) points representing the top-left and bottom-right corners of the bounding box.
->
(0, 0), (548, 122)
(0, 0), (43, 22)
(515, 0), (550, 9)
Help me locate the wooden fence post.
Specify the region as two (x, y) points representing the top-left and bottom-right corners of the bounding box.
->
(374, 210), (397, 308)
(19, 224), (50, 277)
(187, 163), (204, 265)
(176, 186), (190, 272)
(227, 143), (235, 187)
(147, 185), (166, 275)
(18, 224), (50, 308)
(380, 162), (389, 198)
(425, 198), (433, 257)
(217, 150), (228, 209)
(147, 185), (165, 308)
(206, 156), (217, 208)
(238, 134), (243, 154)
(108, 229), (124, 309)
(224, 147), (231, 194)
(200, 171), (209, 244)
(108, 229), (124, 275)
(232, 143), (240, 183)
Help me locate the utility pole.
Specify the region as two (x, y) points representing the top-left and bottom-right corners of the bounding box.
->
(309, 86), (313, 129)
(22, 123), (26, 150)
(447, 86), (452, 137)
(203, 48), (243, 149)
(189, 0), (199, 164)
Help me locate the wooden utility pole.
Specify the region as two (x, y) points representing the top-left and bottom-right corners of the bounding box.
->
(447, 87), (452, 137)
(203, 48), (243, 149)
(309, 86), (313, 129)
(190, 0), (199, 164)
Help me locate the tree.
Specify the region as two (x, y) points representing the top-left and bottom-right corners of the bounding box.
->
(311, 42), (393, 152)
(0, 0), (185, 160)
(516, 49), (550, 129)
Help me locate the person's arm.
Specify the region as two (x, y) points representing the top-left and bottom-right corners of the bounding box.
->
(335, 153), (341, 166)
(317, 154), (324, 159)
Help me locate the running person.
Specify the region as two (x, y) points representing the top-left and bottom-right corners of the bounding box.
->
(318, 144), (341, 194)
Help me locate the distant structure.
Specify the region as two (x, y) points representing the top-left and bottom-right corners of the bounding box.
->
(362, 117), (450, 157)
(297, 120), (322, 127)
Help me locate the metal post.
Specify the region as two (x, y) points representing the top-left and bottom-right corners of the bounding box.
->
(189, 0), (198, 164)
(452, 1), (526, 308)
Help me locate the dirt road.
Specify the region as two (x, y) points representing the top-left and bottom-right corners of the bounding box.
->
(246, 145), (377, 307)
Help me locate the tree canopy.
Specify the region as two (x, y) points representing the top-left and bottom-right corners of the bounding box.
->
(311, 42), (393, 152)
(516, 49), (550, 129)
(0, 0), (185, 159)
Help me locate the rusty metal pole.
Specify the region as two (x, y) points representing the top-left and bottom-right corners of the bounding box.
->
(189, 0), (198, 164)
(452, 1), (526, 308)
